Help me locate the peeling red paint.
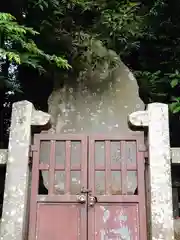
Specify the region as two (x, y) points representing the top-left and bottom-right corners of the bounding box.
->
(94, 204), (139, 240)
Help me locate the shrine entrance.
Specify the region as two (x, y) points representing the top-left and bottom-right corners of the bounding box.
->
(28, 134), (147, 240)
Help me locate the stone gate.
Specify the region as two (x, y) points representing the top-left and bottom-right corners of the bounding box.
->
(0, 100), (177, 240)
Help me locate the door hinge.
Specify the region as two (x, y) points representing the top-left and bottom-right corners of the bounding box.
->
(145, 156), (149, 165)
(29, 145), (33, 158)
(138, 143), (147, 152)
(144, 151), (149, 159)
(138, 145), (149, 159)
(29, 145), (37, 161)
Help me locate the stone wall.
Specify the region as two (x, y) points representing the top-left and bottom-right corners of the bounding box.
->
(0, 101), (178, 240)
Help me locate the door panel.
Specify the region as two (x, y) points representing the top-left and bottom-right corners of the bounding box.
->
(88, 135), (147, 240)
(36, 203), (85, 240)
(89, 203), (139, 240)
(28, 134), (88, 240)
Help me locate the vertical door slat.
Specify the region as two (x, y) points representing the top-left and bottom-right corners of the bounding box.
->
(48, 140), (56, 195)
(121, 141), (127, 195)
(65, 140), (71, 193)
(105, 140), (111, 194)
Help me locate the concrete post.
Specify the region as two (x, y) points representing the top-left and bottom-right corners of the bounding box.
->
(129, 103), (174, 240)
(0, 101), (50, 240)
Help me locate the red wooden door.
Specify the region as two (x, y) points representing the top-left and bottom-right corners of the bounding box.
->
(28, 134), (147, 240)
(88, 135), (147, 240)
(28, 134), (88, 240)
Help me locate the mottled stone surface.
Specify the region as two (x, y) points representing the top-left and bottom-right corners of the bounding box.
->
(129, 103), (174, 240)
(171, 148), (180, 164)
(0, 101), (33, 240)
(0, 101), (50, 240)
(0, 150), (7, 165)
(128, 110), (148, 127)
(31, 109), (50, 126)
(148, 103), (174, 240)
(48, 60), (144, 134)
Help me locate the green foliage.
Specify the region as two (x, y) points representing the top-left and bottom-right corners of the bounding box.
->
(136, 69), (180, 114)
(0, 13), (70, 72)
(95, 1), (143, 55)
(169, 99), (180, 114)
(72, 32), (121, 83)
(2, 0), (180, 116)
(169, 71), (180, 87)
(126, 0), (180, 114)
(135, 70), (170, 103)
(2, 0), (180, 145)
(168, 71), (180, 113)
(18, 0), (143, 87)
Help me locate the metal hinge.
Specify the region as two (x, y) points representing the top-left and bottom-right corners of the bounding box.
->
(138, 144), (149, 165)
(145, 156), (149, 165)
(29, 145), (38, 166)
(144, 151), (149, 159)
(138, 143), (147, 152)
(29, 145), (33, 158)
(29, 145), (37, 158)
(138, 144), (149, 157)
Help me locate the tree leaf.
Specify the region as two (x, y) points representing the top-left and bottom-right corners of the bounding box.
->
(171, 79), (179, 88)
(169, 102), (179, 112)
(172, 105), (180, 113)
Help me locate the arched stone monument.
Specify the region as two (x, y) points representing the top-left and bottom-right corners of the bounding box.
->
(48, 60), (144, 134)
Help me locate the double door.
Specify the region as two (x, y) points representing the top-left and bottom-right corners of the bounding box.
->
(28, 134), (147, 240)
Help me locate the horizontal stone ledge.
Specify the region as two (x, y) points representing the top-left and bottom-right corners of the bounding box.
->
(0, 147), (180, 164)
(0, 149), (8, 165)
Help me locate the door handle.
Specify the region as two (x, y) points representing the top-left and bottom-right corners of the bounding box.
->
(88, 195), (97, 207)
(77, 194), (86, 204)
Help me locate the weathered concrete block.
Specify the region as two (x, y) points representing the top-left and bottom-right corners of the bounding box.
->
(129, 103), (174, 240)
(0, 101), (50, 240)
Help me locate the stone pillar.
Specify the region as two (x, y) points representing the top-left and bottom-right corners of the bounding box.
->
(129, 103), (174, 240)
(0, 101), (50, 240)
